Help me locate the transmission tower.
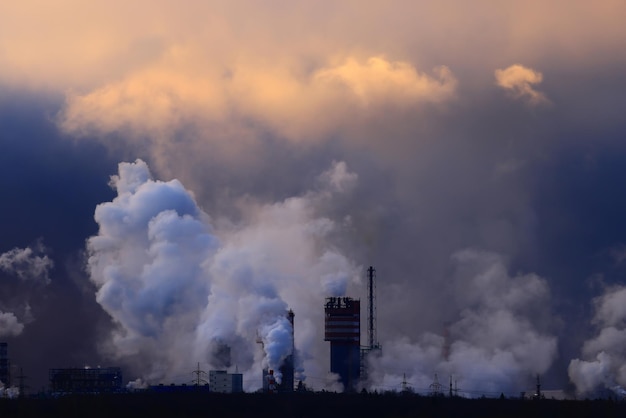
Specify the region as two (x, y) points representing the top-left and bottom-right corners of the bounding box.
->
(191, 363), (208, 387)
(401, 373), (408, 393)
(16, 368), (28, 398)
(429, 374), (442, 396)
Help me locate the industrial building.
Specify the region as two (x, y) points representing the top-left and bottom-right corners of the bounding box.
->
(0, 343), (9, 386)
(324, 297), (361, 391)
(209, 370), (243, 393)
(49, 367), (122, 394)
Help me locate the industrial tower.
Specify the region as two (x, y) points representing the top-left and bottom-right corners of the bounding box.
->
(366, 266), (381, 351)
(360, 266), (381, 381)
(324, 297), (361, 391)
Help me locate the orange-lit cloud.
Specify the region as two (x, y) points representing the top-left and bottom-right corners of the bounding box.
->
(2, 1), (624, 88)
(1, 0), (624, 163)
(495, 64), (550, 105)
(60, 55), (457, 142)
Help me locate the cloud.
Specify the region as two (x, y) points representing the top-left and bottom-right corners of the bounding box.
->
(318, 161), (358, 194)
(59, 55), (456, 143)
(1, 1), (624, 90)
(367, 249), (557, 395)
(87, 159), (360, 388)
(495, 64), (550, 105)
(0, 241), (53, 284)
(1, 0), (626, 393)
(0, 380), (20, 398)
(0, 311), (24, 337)
(568, 285), (626, 395)
(0, 242), (53, 337)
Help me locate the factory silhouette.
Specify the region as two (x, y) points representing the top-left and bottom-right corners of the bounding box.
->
(0, 267), (381, 396)
(0, 265), (586, 399)
(4, 267), (626, 418)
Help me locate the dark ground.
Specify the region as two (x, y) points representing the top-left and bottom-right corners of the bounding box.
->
(1, 392), (625, 418)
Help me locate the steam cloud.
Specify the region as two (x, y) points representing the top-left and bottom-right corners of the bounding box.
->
(88, 160), (563, 393)
(568, 285), (626, 396)
(0, 381), (19, 399)
(0, 241), (53, 284)
(0, 311), (24, 337)
(368, 249), (557, 394)
(87, 159), (360, 389)
(0, 241), (53, 335)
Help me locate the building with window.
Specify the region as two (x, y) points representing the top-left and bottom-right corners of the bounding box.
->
(209, 370), (243, 393)
(49, 367), (122, 394)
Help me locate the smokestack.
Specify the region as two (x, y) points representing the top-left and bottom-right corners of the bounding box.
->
(278, 310), (295, 392)
(264, 369), (277, 393)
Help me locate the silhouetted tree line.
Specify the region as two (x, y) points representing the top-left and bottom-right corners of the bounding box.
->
(1, 391), (626, 418)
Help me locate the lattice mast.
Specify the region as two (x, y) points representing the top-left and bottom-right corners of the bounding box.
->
(192, 362), (208, 386)
(367, 266), (378, 349)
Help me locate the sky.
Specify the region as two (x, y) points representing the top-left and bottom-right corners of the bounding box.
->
(1, 0), (626, 396)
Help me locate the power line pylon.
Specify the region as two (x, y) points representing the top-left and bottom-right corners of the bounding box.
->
(192, 363), (208, 387)
(16, 368), (28, 398)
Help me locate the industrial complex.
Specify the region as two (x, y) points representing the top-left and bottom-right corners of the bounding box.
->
(4, 267), (383, 396)
(49, 368), (123, 395)
(0, 265), (568, 401)
(0, 263), (574, 402)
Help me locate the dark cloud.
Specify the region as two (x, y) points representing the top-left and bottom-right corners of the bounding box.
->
(0, 89), (120, 390)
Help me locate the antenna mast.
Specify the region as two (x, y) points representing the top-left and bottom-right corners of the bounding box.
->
(367, 266), (378, 349)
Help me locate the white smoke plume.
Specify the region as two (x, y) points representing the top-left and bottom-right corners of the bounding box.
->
(0, 381), (20, 399)
(568, 285), (626, 396)
(87, 159), (360, 389)
(0, 240), (53, 284)
(0, 241), (53, 335)
(126, 378), (149, 391)
(0, 311), (24, 337)
(368, 249), (557, 395)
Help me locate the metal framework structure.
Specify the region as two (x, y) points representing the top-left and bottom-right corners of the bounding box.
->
(366, 266), (380, 350)
(360, 267), (382, 382)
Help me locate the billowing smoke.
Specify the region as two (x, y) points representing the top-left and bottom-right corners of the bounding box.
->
(568, 285), (626, 396)
(368, 249), (557, 395)
(0, 241), (53, 284)
(126, 378), (149, 391)
(0, 241), (53, 335)
(0, 311), (24, 337)
(0, 381), (19, 399)
(87, 159), (360, 389)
